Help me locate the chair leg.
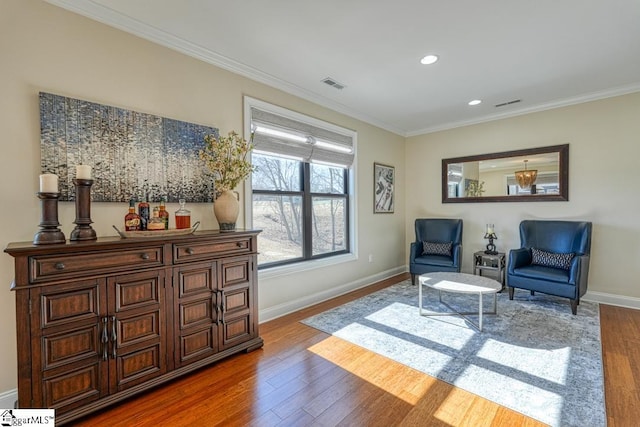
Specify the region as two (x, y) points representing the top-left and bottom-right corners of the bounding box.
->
(411, 274), (416, 286)
(570, 299), (578, 315)
(508, 287), (514, 300)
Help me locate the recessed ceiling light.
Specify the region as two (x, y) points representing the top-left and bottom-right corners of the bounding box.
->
(468, 99), (482, 106)
(420, 54), (439, 65)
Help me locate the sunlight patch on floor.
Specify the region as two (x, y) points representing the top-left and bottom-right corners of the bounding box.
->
(308, 335), (512, 427)
(364, 302), (476, 350)
(477, 338), (571, 385)
(457, 363), (562, 423)
(308, 335), (434, 405)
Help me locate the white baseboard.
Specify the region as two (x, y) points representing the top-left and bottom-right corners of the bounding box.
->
(0, 388), (17, 409)
(259, 266), (407, 323)
(583, 291), (640, 310)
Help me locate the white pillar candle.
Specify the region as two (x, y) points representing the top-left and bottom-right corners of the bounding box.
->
(76, 165), (92, 179)
(39, 173), (58, 193)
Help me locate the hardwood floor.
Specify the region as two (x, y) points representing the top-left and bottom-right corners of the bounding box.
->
(72, 273), (638, 426)
(600, 303), (640, 426)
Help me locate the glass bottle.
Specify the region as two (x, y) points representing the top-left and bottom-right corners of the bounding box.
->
(175, 199), (191, 229)
(138, 194), (150, 231)
(147, 207), (166, 231)
(159, 197), (169, 230)
(124, 199), (141, 231)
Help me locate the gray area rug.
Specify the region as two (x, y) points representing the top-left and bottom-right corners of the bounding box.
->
(301, 279), (605, 427)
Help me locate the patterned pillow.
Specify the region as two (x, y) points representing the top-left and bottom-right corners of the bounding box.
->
(422, 241), (453, 256)
(531, 247), (575, 270)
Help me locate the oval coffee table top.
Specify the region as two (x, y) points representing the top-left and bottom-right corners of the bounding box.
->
(419, 272), (501, 294)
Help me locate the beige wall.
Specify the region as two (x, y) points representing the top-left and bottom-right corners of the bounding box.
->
(406, 92), (640, 301)
(0, 0), (405, 393)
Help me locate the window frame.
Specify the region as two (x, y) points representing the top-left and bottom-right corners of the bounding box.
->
(243, 97), (357, 274)
(252, 161), (350, 268)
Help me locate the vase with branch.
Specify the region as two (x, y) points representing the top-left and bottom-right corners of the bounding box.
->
(200, 130), (255, 230)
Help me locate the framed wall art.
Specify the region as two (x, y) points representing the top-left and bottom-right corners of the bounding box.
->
(373, 162), (394, 213)
(39, 92), (218, 203)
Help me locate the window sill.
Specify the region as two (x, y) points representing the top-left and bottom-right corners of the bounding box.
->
(258, 252), (357, 280)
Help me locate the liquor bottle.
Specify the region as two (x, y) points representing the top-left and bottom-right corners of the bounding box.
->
(138, 194), (150, 230)
(147, 207), (165, 231)
(175, 198), (191, 229)
(124, 199), (141, 231)
(159, 197), (169, 230)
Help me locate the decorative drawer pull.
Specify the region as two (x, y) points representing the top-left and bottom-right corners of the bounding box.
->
(219, 291), (225, 325)
(54, 262), (65, 270)
(186, 248), (195, 255)
(111, 316), (117, 359)
(140, 253), (150, 260)
(101, 317), (109, 361)
(236, 242), (243, 248)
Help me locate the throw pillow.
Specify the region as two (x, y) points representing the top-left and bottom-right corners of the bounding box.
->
(422, 241), (453, 256)
(531, 247), (575, 270)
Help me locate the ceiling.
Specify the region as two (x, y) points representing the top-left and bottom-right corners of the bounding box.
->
(46, 0), (640, 137)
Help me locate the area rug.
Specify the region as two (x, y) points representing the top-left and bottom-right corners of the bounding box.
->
(301, 279), (605, 427)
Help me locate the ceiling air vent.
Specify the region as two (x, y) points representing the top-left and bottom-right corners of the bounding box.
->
(495, 99), (521, 108)
(322, 77), (346, 90)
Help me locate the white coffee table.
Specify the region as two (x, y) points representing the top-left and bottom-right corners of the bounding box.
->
(418, 272), (501, 331)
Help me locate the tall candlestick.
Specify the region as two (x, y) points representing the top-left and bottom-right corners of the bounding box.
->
(70, 178), (97, 241)
(39, 173), (58, 193)
(76, 165), (92, 180)
(34, 192), (66, 245)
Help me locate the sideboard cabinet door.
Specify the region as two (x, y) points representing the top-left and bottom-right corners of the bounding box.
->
(218, 255), (257, 350)
(29, 279), (109, 411)
(107, 269), (168, 391)
(173, 262), (218, 368)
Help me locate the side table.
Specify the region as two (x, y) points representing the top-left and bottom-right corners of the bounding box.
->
(473, 251), (506, 289)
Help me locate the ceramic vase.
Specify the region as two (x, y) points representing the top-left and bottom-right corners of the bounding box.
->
(213, 190), (239, 231)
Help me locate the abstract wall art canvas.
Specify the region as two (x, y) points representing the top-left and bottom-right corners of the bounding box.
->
(39, 92), (218, 202)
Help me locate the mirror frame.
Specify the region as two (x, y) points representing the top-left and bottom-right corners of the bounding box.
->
(442, 144), (569, 203)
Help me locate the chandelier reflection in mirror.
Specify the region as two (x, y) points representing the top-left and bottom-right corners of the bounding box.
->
(514, 160), (538, 190)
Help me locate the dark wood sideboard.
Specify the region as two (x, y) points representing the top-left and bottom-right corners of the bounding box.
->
(4, 229), (262, 425)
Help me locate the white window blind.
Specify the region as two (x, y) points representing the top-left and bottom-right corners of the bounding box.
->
(250, 107), (355, 167)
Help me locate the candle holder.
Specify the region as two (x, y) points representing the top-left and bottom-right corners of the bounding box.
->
(70, 178), (97, 241)
(484, 224), (498, 255)
(34, 192), (66, 245)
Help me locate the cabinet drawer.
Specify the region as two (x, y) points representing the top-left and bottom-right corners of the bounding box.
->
(173, 238), (251, 263)
(31, 247), (164, 282)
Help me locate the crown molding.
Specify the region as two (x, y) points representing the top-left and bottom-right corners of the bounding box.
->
(43, 0), (406, 136)
(406, 82), (640, 137)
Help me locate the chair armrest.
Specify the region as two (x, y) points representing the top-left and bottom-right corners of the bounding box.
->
(568, 254), (590, 290)
(410, 242), (421, 262)
(452, 243), (462, 267)
(508, 248), (531, 273)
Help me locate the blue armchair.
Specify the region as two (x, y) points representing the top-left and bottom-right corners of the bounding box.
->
(410, 218), (463, 285)
(507, 220), (592, 315)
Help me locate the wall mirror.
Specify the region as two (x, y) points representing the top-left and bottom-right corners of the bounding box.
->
(442, 144), (569, 203)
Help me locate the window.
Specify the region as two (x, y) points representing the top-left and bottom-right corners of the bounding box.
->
(245, 98), (356, 269)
